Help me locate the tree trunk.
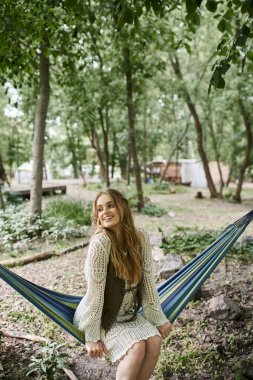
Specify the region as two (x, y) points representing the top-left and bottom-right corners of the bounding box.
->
(233, 98), (253, 202)
(111, 131), (117, 179)
(65, 124), (79, 178)
(0, 153), (10, 210)
(0, 186), (4, 210)
(91, 129), (107, 183)
(207, 119), (224, 194)
(30, 42), (50, 221)
(127, 148), (131, 186)
(123, 46), (144, 210)
(160, 122), (189, 183)
(143, 99), (148, 183)
(169, 53), (219, 198)
(0, 153), (9, 185)
(98, 106), (110, 187)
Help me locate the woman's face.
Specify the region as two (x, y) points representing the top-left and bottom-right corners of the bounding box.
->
(96, 193), (121, 233)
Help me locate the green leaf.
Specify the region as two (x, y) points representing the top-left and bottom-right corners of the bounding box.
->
(236, 32), (248, 47)
(86, 7), (96, 23)
(217, 18), (227, 33)
(241, 0), (253, 16)
(185, 0), (198, 14)
(242, 56), (246, 72)
(217, 75), (225, 89)
(191, 12), (200, 25)
(212, 68), (220, 88)
(220, 62), (231, 74)
(124, 7), (134, 24)
(145, 0), (151, 11)
(206, 0), (217, 12)
(184, 43), (191, 54)
(151, 0), (163, 15)
(242, 25), (251, 36)
(246, 50), (253, 61)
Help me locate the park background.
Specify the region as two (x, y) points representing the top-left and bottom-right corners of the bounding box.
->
(0, 1), (253, 379)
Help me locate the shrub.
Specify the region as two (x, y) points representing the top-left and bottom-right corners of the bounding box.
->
(44, 198), (92, 226)
(26, 341), (69, 380)
(160, 227), (218, 256)
(160, 226), (253, 263)
(0, 202), (90, 253)
(141, 203), (167, 217)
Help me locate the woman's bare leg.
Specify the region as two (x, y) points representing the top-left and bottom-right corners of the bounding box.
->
(137, 335), (162, 380)
(116, 340), (146, 380)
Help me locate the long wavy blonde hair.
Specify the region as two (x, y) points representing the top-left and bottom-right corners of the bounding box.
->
(92, 189), (143, 285)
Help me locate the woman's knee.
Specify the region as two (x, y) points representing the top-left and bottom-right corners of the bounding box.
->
(129, 340), (146, 359)
(146, 335), (162, 357)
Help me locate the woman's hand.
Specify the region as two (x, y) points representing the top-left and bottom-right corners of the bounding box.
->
(157, 321), (173, 339)
(86, 341), (107, 358)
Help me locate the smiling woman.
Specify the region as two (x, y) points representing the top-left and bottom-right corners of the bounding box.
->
(73, 188), (172, 380)
(96, 194), (121, 233)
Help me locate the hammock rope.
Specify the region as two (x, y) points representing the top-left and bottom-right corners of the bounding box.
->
(0, 210), (253, 344)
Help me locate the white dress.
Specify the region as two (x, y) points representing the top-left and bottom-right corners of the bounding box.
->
(73, 227), (168, 363)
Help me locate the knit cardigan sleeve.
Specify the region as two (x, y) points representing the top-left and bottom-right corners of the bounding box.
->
(138, 227), (168, 327)
(73, 233), (110, 342)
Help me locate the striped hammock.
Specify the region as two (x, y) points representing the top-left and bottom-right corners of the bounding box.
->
(0, 210), (253, 344)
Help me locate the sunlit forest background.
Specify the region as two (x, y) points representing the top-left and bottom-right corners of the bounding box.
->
(0, 1), (253, 379)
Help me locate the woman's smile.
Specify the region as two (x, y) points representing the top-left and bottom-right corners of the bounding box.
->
(96, 193), (121, 232)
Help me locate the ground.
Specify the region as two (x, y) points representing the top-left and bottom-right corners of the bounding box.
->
(0, 184), (253, 379)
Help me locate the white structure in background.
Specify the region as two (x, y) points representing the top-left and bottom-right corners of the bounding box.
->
(15, 161), (52, 184)
(180, 159), (229, 188)
(180, 159), (207, 188)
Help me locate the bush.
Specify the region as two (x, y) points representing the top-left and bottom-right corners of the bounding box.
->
(0, 201), (90, 253)
(26, 341), (69, 380)
(160, 227), (218, 256)
(141, 203), (167, 217)
(44, 198), (92, 226)
(160, 226), (253, 263)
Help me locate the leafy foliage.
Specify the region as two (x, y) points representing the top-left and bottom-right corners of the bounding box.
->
(161, 226), (253, 263)
(161, 227), (218, 256)
(26, 341), (69, 380)
(141, 202), (167, 216)
(0, 201), (90, 253)
(44, 198), (92, 226)
(156, 324), (253, 379)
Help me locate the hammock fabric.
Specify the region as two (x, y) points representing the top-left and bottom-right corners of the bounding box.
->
(0, 210), (253, 344)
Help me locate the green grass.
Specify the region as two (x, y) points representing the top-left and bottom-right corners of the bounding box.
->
(44, 197), (92, 226)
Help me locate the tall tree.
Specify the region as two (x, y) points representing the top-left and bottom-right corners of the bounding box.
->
(30, 40), (50, 220)
(0, 0), (80, 219)
(169, 52), (220, 198)
(233, 97), (253, 202)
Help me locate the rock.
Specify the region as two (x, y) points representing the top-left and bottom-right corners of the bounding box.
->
(207, 294), (242, 320)
(158, 253), (183, 279)
(193, 286), (213, 301)
(167, 211), (176, 218)
(242, 235), (253, 244)
(150, 234), (163, 247)
(152, 246), (165, 262)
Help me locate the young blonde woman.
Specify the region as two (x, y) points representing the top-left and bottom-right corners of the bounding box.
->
(74, 189), (172, 380)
